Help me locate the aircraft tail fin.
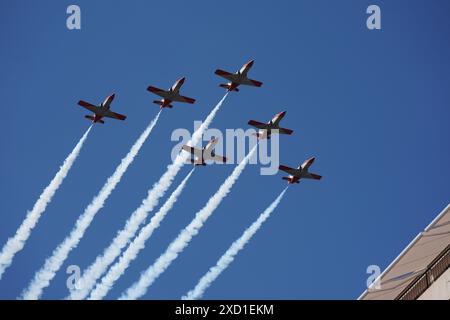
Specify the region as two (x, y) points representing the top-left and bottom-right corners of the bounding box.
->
(282, 176), (299, 184)
(190, 158), (206, 166)
(252, 132), (265, 140)
(219, 84), (239, 92)
(153, 100), (173, 108)
(85, 115), (104, 124)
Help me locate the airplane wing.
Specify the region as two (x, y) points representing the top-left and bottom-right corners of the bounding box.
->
(147, 86), (167, 97)
(172, 95), (196, 104)
(78, 100), (98, 113)
(279, 165), (298, 176)
(241, 78), (263, 87)
(202, 152), (227, 163)
(215, 69), (237, 82)
(104, 110), (127, 120)
(248, 120), (271, 129)
(211, 154), (227, 163)
(304, 173), (322, 180)
(278, 128), (294, 135)
(182, 145), (202, 158)
(247, 78), (263, 87)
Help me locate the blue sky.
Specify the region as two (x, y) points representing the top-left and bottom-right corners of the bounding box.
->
(1, 0), (449, 299)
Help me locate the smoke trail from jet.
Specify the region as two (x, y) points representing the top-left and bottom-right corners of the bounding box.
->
(182, 187), (288, 300)
(120, 145), (257, 300)
(69, 93), (228, 300)
(88, 168), (195, 300)
(0, 126), (92, 281)
(22, 111), (161, 300)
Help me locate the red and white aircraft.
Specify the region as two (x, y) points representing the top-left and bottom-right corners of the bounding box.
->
(147, 77), (196, 109)
(279, 157), (322, 184)
(215, 60), (263, 92)
(181, 137), (227, 166)
(77, 94), (126, 124)
(248, 111), (294, 139)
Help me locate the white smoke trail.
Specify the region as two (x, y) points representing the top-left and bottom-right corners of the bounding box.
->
(22, 111), (161, 299)
(120, 145), (257, 300)
(69, 93), (228, 300)
(182, 187), (289, 300)
(88, 168), (195, 300)
(0, 126), (92, 281)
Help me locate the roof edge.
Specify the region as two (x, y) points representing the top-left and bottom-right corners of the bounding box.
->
(358, 203), (450, 300)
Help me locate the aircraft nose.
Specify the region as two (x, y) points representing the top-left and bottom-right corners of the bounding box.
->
(178, 77), (186, 83)
(246, 60), (254, 66)
(110, 93), (116, 99)
(279, 111), (286, 116)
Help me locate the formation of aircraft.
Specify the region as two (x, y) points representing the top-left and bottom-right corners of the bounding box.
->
(77, 94), (126, 124)
(279, 157), (322, 184)
(215, 60), (263, 92)
(181, 137), (227, 166)
(147, 77), (196, 109)
(74, 59), (322, 184)
(248, 111), (294, 139)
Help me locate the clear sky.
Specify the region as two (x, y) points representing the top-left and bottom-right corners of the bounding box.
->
(1, 0), (449, 299)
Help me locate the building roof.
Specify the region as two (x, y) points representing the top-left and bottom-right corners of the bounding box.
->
(359, 203), (450, 300)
